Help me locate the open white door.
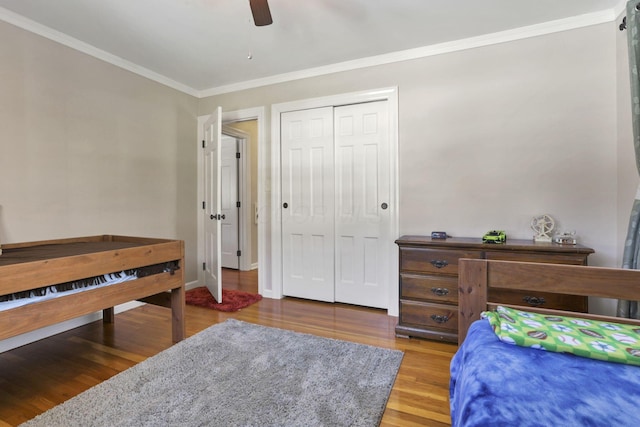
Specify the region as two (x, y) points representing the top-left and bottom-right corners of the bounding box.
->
(203, 107), (223, 303)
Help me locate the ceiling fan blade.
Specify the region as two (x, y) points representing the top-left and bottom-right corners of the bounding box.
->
(249, 0), (273, 26)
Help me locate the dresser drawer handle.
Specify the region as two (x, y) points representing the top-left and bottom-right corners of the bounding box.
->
(429, 260), (449, 269)
(430, 314), (450, 324)
(523, 296), (546, 307)
(430, 287), (449, 297)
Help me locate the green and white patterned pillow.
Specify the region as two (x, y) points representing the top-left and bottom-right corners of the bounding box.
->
(483, 306), (640, 366)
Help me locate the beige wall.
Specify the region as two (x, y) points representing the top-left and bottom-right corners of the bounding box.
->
(0, 16), (634, 316)
(0, 20), (200, 282)
(200, 23), (621, 277)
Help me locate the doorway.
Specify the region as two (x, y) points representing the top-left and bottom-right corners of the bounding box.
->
(197, 107), (266, 298)
(220, 133), (239, 269)
(219, 127), (251, 270)
(221, 121), (257, 271)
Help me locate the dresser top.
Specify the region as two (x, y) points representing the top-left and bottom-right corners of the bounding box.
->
(395, 235), (594, 254)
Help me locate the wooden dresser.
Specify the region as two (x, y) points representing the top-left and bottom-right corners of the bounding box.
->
(395, 235), (594, 343)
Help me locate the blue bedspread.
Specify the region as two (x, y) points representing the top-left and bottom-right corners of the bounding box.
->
(450, 319), (640, 426)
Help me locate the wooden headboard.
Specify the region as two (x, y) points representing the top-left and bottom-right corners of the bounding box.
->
(457, 258), (640, 343)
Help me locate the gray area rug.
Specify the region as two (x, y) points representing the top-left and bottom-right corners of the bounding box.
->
(21, 319), (403, 427)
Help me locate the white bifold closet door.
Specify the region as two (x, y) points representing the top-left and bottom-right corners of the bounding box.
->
(281, 101), (390, 309)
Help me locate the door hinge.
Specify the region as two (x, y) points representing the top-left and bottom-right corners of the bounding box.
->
(236, 201), (241, 208)
(236, 250), (241, 257)
(202, 262), (206, 271)
(202, 140), (205, 148)
(202, 201), (206, 209)
(236, 152), (241, 159)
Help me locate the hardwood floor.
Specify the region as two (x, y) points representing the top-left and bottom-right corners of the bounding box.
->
(0, 269), (457, 426)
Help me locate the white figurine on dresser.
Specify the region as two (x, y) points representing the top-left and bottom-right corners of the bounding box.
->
(531, 214), (555, 242)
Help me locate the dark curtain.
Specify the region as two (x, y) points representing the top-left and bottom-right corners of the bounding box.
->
(618, 1), (640, 319)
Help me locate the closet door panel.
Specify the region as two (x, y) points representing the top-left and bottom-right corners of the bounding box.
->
(281, 108), (335, 302)
(334, 101), (390, 309)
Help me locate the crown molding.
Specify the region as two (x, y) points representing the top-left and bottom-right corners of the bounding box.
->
(199, 10), (615, 97)
(0, 7), (199, 97)
(0, 6), (617, 99)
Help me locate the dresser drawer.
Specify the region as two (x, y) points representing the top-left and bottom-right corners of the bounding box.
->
(399, 300), (458, 333)
(400, 273), (458, 303)
(485, 251), (588, 265)
(488, 289), (588, 312)
(399, 248), (481, 276)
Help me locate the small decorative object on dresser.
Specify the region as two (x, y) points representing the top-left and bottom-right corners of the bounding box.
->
(394, 235), (594, 343)
(554, 230), (577, 245)
(531, 214), (555, 242)
(482, 230), (506, 244)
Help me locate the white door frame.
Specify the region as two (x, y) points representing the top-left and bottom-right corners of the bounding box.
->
(271, 87), (399, 316)
(197, 107), (267, 294)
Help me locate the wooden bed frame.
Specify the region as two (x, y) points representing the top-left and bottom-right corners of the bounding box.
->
(458, 258), (640, 343)
(0, 235), (185, 343)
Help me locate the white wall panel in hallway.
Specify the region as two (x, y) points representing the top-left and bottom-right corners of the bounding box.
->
(220, 134), (239, 269)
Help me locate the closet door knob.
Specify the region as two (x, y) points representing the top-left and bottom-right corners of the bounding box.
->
(381, 203), (388, 210)
(283, 203), (288, 208)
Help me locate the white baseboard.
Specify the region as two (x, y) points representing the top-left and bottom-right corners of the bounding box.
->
(185, 280), (200, 291)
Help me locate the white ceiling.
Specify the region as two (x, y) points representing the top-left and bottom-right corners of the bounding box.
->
(0, 0), (625, 96)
